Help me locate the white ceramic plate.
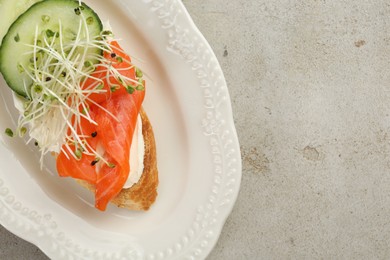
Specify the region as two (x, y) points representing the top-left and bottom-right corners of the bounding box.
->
(0, 0), (241, 259)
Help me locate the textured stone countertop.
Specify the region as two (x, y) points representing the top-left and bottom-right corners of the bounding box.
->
(2, 0), (390, 259)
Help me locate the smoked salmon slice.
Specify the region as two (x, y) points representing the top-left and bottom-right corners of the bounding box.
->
(56, 41), (145, 211)
(94, 90), (144, 210)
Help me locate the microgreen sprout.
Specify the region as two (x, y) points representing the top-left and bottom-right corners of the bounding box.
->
(5, 128), (14, 137)
(16, 14), (109, 164)
(110, 86), (118, 92)
(19, 127), (27, 137)
(75, 148), (82, 159)
(135, 67), (143, 78)
(126, 86), (135, 94)
(136, 84), (144, 91)
(107, 162), (116, 168)
(14, 9), (146, 166)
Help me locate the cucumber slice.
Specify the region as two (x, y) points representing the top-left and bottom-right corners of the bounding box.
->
(0, 0), (103, 97)
(0, 0), (42, 43)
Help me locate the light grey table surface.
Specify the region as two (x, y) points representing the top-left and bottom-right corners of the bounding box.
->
(2, 0), (390, 259)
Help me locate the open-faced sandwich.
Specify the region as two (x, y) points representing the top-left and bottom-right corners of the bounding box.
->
(0, 0), (158, 211)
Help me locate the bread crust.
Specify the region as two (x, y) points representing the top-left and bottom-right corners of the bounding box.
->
(77, 108), (158, 210)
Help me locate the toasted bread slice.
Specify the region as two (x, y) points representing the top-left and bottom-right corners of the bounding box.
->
(77, 108), (158, 210)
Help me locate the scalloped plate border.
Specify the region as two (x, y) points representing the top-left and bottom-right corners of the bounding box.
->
(0, 0), (242, 259)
